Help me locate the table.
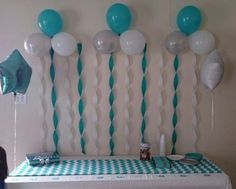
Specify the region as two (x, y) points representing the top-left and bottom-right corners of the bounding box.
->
(5, 156), (232, 189)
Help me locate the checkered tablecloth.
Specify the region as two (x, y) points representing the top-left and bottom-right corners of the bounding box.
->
(10, 158), (222, 177)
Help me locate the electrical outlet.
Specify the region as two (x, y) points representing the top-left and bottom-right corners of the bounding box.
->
(15, 93), (27, 104)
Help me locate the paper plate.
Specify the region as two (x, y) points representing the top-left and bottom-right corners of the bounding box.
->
(167, 154), (184, 161)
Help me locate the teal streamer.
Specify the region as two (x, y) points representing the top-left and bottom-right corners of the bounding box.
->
(108, 54), (115, 156)
(77, 43), (85, 154)
(49, 48), (59, 154)
(171, 55), (179, 155)
(141, 44), (147, 143)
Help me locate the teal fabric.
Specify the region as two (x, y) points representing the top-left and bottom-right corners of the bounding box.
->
(50, 48), (59, 154)
(77, 43), (85, 154)
(10, 158), (222, 177)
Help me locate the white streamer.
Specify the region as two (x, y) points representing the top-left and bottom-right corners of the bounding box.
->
(92, 53), (100, 156)
(14, 94), (17, 169)
(39, 57), (48, 151)
(211, 92), (214, 130)
(192, 54), (198, 151)
(157, 51), (164, 140)
(65, 58), (76, 151)
(124, 55), (131, 154)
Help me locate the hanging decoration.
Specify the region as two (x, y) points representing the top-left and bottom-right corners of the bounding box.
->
(49, 48), (59, 154)
(51, 32), (77, 57)
(37, 9), (63, 37)
(92, 53), (101, 156)
(165, 31), (189, 154)
(191, 54), (198, 151)
(0, 50), (32, 95)
(140, 44), (148, 143)
(93, 30), (119, 54)
(24, 33), (51, 57)
(175, 4), (224, 148)
(177, 5), (202, 36)
(24, 32), (51, 151)
(124, 55), (131, 154)
(201, 50), (224, 91)
(108, 54), (115, 155)
(157, 52), (165, 145)
(106, 3), (132, 35)
(92, 5), (121, 155)
(189, 30), (216, 55)
(76, 43), (86, 154)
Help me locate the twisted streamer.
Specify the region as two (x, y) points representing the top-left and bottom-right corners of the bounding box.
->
(108, 54), (115, 156)
(77, 43), (86, 154)
(192, 54), (198, 151)
(49, 48), (59, 154)
(92, 53), (100, 156)
(65, 57), (75, 151)
(140, 44), (147, 143)
(124, 55), (131, 154)
(14, 94), (17, 169)
(39, 57), (48, 151)
(171, 55), (179, 155)
(157, 52), (164, 137)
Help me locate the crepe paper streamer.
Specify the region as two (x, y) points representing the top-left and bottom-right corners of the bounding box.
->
(39, 57), (48, 151)
(108, 54), (115, 156)
(171, 55), (179, 155)
(77, 43), (86, 154)
(211, 92), (214, 130)
(13, 94), (17, 169)
(65, 57), (76, 151)
(49, 48), (59, 154)
(92, 53), (100, 156)
(192, 54), (198, 151)
(140, 44), (147, 143)
(124, 55), (131, 154)
(157, 52), (164, 142)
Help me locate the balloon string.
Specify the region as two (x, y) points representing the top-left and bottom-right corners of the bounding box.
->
(211, 92), (214, 129)
(14, 93), (17, 169)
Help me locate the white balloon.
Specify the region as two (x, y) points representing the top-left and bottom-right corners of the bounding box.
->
(51, 32), (77, 56)
(24, 33), (51, 57)
(120, 30), (146, 55)
(93, 30), (119, 54)
(201, 50), (224, 91)
(189, 30), (215, 55)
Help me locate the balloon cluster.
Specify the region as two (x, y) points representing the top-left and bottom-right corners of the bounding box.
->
(93, 3), (146, 55)
(165, 5), (224, 91)
(24, 9), (77, 57)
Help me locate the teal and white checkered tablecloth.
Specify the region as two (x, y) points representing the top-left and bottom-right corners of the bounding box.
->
(10, 158), (222, 177)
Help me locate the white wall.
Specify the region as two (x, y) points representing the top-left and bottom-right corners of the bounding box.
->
(0, 0), (235, 187)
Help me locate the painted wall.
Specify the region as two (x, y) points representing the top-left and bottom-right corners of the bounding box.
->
(0, 0), (235, 187)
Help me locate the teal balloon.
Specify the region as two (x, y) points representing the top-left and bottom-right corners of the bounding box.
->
(38, 9), (63, 37)
(0, 50), (32, 95)
(106, 3), (132, 34)
(177, 6), (202, 35)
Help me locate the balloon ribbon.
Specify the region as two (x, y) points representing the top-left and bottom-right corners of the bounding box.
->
(171, 55), (179, 154)
(77, 43), (86, 154)
(50, 48), (59, 154)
